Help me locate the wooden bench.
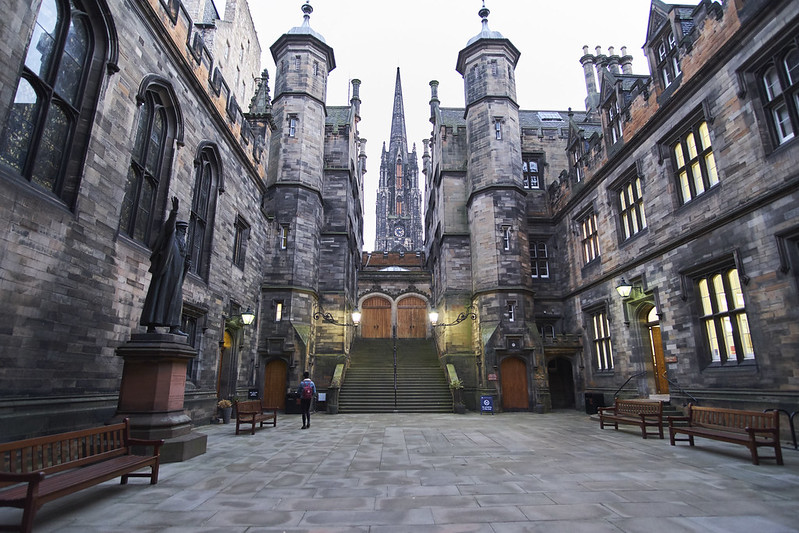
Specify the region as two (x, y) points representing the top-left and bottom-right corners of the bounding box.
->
(598, 398), (664, 439)
(0, 418), (163, 533)
(668, 404), (783, 465)
(235, 400), (277, 435)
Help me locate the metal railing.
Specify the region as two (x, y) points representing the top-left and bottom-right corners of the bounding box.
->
(613, 371), (646, 398)
(764, 408), (798, 450)
(663, 374), (698, 406)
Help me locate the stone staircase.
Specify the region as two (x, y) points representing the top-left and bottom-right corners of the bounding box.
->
(338, 338), (453, 413)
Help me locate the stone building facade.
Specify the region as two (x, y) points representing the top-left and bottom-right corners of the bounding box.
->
(1, 0), (797, 442)
(425, 0), (799, 417)
(0, 0), (363, 441)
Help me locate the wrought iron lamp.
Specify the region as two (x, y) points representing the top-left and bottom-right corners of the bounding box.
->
(313, 305), (361, 327)
(429, 304), (476, 328)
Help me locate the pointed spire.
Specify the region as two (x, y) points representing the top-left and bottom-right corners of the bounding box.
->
(389, 67), (408, 153)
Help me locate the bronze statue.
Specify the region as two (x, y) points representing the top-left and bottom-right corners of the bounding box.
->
(140, 197), (190, 334)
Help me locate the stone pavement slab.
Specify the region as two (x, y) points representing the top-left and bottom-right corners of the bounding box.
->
(1, 411), (797, 532)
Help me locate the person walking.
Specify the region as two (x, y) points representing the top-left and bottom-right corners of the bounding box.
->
(297, 371), (316, 429)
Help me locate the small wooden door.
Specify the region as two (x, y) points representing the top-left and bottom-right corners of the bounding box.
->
(362, 296), (392, 338)
(397, 296), (426, 338)
(501, 357), (529, 410)
(263, 359), (287, 409)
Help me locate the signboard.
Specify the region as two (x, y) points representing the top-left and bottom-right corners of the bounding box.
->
(480, 395), (494, 414)
(247, 388), (259, 399)
(487, 373), (498, 381)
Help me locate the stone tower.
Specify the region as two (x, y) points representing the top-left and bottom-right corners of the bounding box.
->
(375, 68), (423, 252)
(265, 2), (336, 366)
(456, 5), (535, 387)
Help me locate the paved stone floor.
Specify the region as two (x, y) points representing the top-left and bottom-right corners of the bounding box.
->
(3, 411), (798, 532)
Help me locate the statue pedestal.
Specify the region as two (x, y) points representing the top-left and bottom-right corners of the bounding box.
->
(115, 333), (207, 462)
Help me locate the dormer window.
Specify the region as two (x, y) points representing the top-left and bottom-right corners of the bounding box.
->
(656, 30), (681, 89)
(606, 99), (623, 145)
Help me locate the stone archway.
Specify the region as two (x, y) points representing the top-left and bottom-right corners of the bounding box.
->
(547, 357), (575, 409)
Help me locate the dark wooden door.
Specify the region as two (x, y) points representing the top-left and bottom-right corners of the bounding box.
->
(263, 359), (287, 409)
(397, 296), (426, 338)
(362, 296), (392, 338)
(501, 357), (529, 410)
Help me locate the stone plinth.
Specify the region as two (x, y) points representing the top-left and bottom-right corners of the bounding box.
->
(115, 333), (207, 462)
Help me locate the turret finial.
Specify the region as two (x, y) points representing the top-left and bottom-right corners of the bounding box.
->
(301, 1), (313, 24)
(478, 1), (490, 23)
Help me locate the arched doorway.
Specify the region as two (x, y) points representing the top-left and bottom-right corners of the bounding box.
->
(644, 306), (669, 394)
(500, 357), (529, 410)
(397, 296), (426, 338)
(263, 359), (287, 410)
(361, 296), (392, 338)
(547, 357), (575, 409)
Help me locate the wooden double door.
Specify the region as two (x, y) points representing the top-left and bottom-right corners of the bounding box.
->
(360, 295), (426, 339)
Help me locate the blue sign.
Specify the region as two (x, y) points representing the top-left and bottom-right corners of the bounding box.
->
(480, 395), (494, 414)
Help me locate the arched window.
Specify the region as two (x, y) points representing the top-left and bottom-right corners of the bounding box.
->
(0, 0), (111, 208)
(188, 145), (220, 278)
(120, 79), (181, 245)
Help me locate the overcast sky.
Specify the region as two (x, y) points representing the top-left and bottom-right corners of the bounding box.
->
(240, 0), (694, 251)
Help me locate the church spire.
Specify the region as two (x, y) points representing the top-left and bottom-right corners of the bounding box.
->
(389, 67), (408, 151)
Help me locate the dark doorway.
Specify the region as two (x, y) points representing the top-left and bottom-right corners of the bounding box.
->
(547, 357), (575, 409)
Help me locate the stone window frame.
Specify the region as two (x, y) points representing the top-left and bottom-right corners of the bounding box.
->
(0, 0), (114, 210)
(189, 143), (222, 279)
(529, 240), (549, 279)
(501, 225), (512, 251)
(583, 300), (614, 373)
(659, 108), (719, 206)
(288, 115), (298, 138)
(279, 224), (289, 250)
(232, 214), (250, 270)
(574, 205), (600, 266)
(609, 162), (648, 243)
(120, 76), (183, 245)
(681, 256), (756, 369)
(522, 153), (543, 190)
(506, 300), (517, 322)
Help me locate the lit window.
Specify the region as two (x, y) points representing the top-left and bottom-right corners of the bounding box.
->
(275, 301), (283, 322)
(579, 211), (600, 264)
(279, 225), (289, 250)
(618, 175), (647, 241)
(591, 310), (614, 371)
(672, 119), (719, 204)
(696, 267), (755, 365)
